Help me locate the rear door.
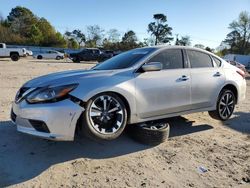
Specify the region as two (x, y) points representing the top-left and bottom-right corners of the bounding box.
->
(186, 50), (225, 109)
(135, 48), (191, 119)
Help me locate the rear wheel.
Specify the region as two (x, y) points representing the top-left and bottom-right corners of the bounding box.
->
(80, 93), (127, 140)
(10, 53), (19, 61)
(56, 56), (61, 60)
(209, 89), (236, 121)
(37, 55), (43, 59)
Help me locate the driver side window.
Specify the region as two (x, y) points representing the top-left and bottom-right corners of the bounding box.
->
(149, 49), (184, 70)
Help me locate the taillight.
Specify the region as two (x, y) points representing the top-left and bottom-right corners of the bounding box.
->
(236, 70), (245, 79)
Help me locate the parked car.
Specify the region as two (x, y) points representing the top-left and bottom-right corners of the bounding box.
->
(34, 50), (64, 60)
(245, 62), (250, 74)
(69, 48), (112, 63)
(26, 50), (33, 56)
(0, 43), (27, 61)
(11, 46), (246, 141)
(227, 60), (247, 73)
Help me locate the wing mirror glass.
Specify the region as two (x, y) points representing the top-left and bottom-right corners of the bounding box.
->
(142, 62), (162, 72)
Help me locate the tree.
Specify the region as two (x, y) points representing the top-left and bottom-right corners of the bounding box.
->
(194, 44), (205, 49)
(29, 24), (42, 45)
(66, 38), (79, 49)
(7, 6), (37, 38)
(106, 29), (120, 43)
(175, 35), (191, 46)
(119, 30), (140, 50)
(223, 11), (250, 54)
(65, 29), (86, 48)
(205, 47), (214, 52)
(148, 14), (173, 45)
(85, 25), (104, 47)
(36, 17), (66, 47)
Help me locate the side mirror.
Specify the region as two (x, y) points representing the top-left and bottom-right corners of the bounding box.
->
(142, 62), (162, 72)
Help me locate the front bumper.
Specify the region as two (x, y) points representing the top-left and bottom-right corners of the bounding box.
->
(11, 99), (84, 141)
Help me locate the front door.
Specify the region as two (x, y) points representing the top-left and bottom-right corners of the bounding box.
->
(135, 49), (191, 119)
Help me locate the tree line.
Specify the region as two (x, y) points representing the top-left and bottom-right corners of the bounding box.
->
(0, 6), (249, 55)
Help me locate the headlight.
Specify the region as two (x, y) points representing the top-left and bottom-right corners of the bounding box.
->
(26, 84), (78, 104)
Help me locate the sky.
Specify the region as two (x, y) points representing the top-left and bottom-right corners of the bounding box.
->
(0, 0), (249, 48)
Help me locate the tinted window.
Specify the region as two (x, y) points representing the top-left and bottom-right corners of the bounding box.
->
(149, 49), (183, 69)
(187, 50), (213, 68)
(0, 44), (3, 48)
(93, 48), (156, 70)
(212, 56), (222, 67)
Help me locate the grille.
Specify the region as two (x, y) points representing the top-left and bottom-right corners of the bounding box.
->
(29, 120), (50, 133)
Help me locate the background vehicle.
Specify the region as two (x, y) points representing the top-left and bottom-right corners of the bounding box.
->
(0, 43), (27, 61)
(11, 46), (246, 142)
(245, 62), (250, 74)
(227, 60), (247, 73)
(26, 50), (33, 56)
(34, 50), (64, 60)
(69, 48), (112, 63)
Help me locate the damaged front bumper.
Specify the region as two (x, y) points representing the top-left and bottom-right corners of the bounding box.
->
(11, 99), (84, 141)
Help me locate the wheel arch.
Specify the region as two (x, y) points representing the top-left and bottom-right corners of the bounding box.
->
(74, 91), (132, 137)
(10, 51), (19, 56)
(221, 84), (238, 103)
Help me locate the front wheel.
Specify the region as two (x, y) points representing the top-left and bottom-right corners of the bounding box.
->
(10, 53), (19, 61)
(80, 93), (127, 140)
(209, 89), (236, 121)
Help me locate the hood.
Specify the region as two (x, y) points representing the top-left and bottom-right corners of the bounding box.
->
(23, 69), (116, 88)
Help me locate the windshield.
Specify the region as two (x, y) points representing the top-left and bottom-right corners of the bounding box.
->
(93, 48), (156, 70)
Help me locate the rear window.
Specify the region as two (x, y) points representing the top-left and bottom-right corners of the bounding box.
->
(212, 56), (222, 67)
(187, 50), (213, 68)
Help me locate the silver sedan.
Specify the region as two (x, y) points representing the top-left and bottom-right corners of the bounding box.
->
(11, 46), (246, 141)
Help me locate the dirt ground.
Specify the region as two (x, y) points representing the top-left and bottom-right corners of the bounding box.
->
(0, 57), (249, 188)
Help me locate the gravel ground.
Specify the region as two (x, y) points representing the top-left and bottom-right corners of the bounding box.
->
(0, 57), (249, 188)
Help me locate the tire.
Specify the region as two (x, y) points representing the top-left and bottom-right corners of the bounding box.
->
(37, 55), (43, 59)
(72, 57), (80, 63)
(80, 93), (127, 140)
(56, 56), (61, 60)
(208, 89), (236, 121)
(10, 53), (19, 61)
(128, 122), (170, 145)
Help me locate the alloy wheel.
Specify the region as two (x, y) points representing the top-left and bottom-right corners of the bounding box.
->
(88, 95), (124, 135)
(218, 92), (235, 120)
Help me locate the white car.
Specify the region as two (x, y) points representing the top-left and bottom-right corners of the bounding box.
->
(34, 50), (64, 60)
(26, 50), (33, 56)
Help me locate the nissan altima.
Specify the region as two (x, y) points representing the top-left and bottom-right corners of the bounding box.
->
(11, 46), (246, 141)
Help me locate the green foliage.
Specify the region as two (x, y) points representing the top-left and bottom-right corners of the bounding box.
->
(7, 6), (37, 38)
(85, 25), (104, 47)
(223, 11), (250, 55)
(194, 44), (205, 49)
(148, 13), (173, 45)
(65, 29), (85, 48)
(0, 24), (25, 44)
(0, 6), (67, 47)
(175, 35), (191, 46)
(107, 29), (120, 43)
(120, 30), (142, 51)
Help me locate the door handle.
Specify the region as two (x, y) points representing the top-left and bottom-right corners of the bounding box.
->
(214, 72), (222, 77)
(179, 75), (189, 81)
